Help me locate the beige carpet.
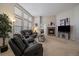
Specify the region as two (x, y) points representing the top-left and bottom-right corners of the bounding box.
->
(43, 36), (79, 56)
(1, 36), (79, 56)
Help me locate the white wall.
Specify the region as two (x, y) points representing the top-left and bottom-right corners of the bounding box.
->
(42, 16), (56, 26)
(56, 5), (79, 41)
(0, 3), (15, 22)
(73, 5), (79, 41)
(33, 16), (56, 27)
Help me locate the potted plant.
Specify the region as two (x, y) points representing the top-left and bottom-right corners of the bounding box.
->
(0, 13), (12, 53)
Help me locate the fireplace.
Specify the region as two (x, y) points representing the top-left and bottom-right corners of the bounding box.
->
(47, 27), (55, 35)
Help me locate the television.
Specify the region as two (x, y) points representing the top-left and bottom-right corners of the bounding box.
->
(58, 26), (70, 33)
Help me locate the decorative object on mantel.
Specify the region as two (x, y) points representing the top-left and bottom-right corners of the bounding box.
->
(50, 22), (53, 26)
(0, 13), (12, 53)
(50, 22), (55, 27)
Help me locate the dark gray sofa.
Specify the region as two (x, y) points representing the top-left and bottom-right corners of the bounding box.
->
(9, 34), (43, 56)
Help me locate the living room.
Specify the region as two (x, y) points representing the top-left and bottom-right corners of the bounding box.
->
(0, 3), (79, 56)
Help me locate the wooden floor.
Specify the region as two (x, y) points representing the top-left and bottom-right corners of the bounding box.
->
(1, 36), (79, 56)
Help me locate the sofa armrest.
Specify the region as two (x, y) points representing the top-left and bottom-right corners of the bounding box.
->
(24, 37), (35, 44)
(23, 43), (43, 56)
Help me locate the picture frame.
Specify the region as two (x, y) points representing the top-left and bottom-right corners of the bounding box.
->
(60, 19), (64, 26)
(60, 18), (70, 26)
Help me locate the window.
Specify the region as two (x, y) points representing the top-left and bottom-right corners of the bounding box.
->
(14, 7), (22, 16)
(13, 5), (33, 34)
(14, 26), (21, 34)
(29, 23), (32, 29)
(24, 13), (28, 19)
(23, 20), (28, 30)
(29, 17), (32, 22)
(14, 18), (22, 34)
(14, 18), (22, 26)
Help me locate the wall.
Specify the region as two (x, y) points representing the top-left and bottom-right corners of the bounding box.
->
(33, 16), (40, 28)
(0, 3), (15, 22)
(73, 5), (79, 41)
(0, 3), (15, 38)
(33, 16), (56, 27)
(42, 16), (56, 26)
(56, 5), (79, 41)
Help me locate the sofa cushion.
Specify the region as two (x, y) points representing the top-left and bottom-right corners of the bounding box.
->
(9, 39), (22, 56)
(26, 36), (34, 43)
(12, 37), (26, 52)
(21, 30), (33, 36)
(13, 34), (28, 47)
(23, 43), (43, 56)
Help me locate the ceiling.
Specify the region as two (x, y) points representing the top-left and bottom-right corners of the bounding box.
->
(19, 3), (79, 16)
